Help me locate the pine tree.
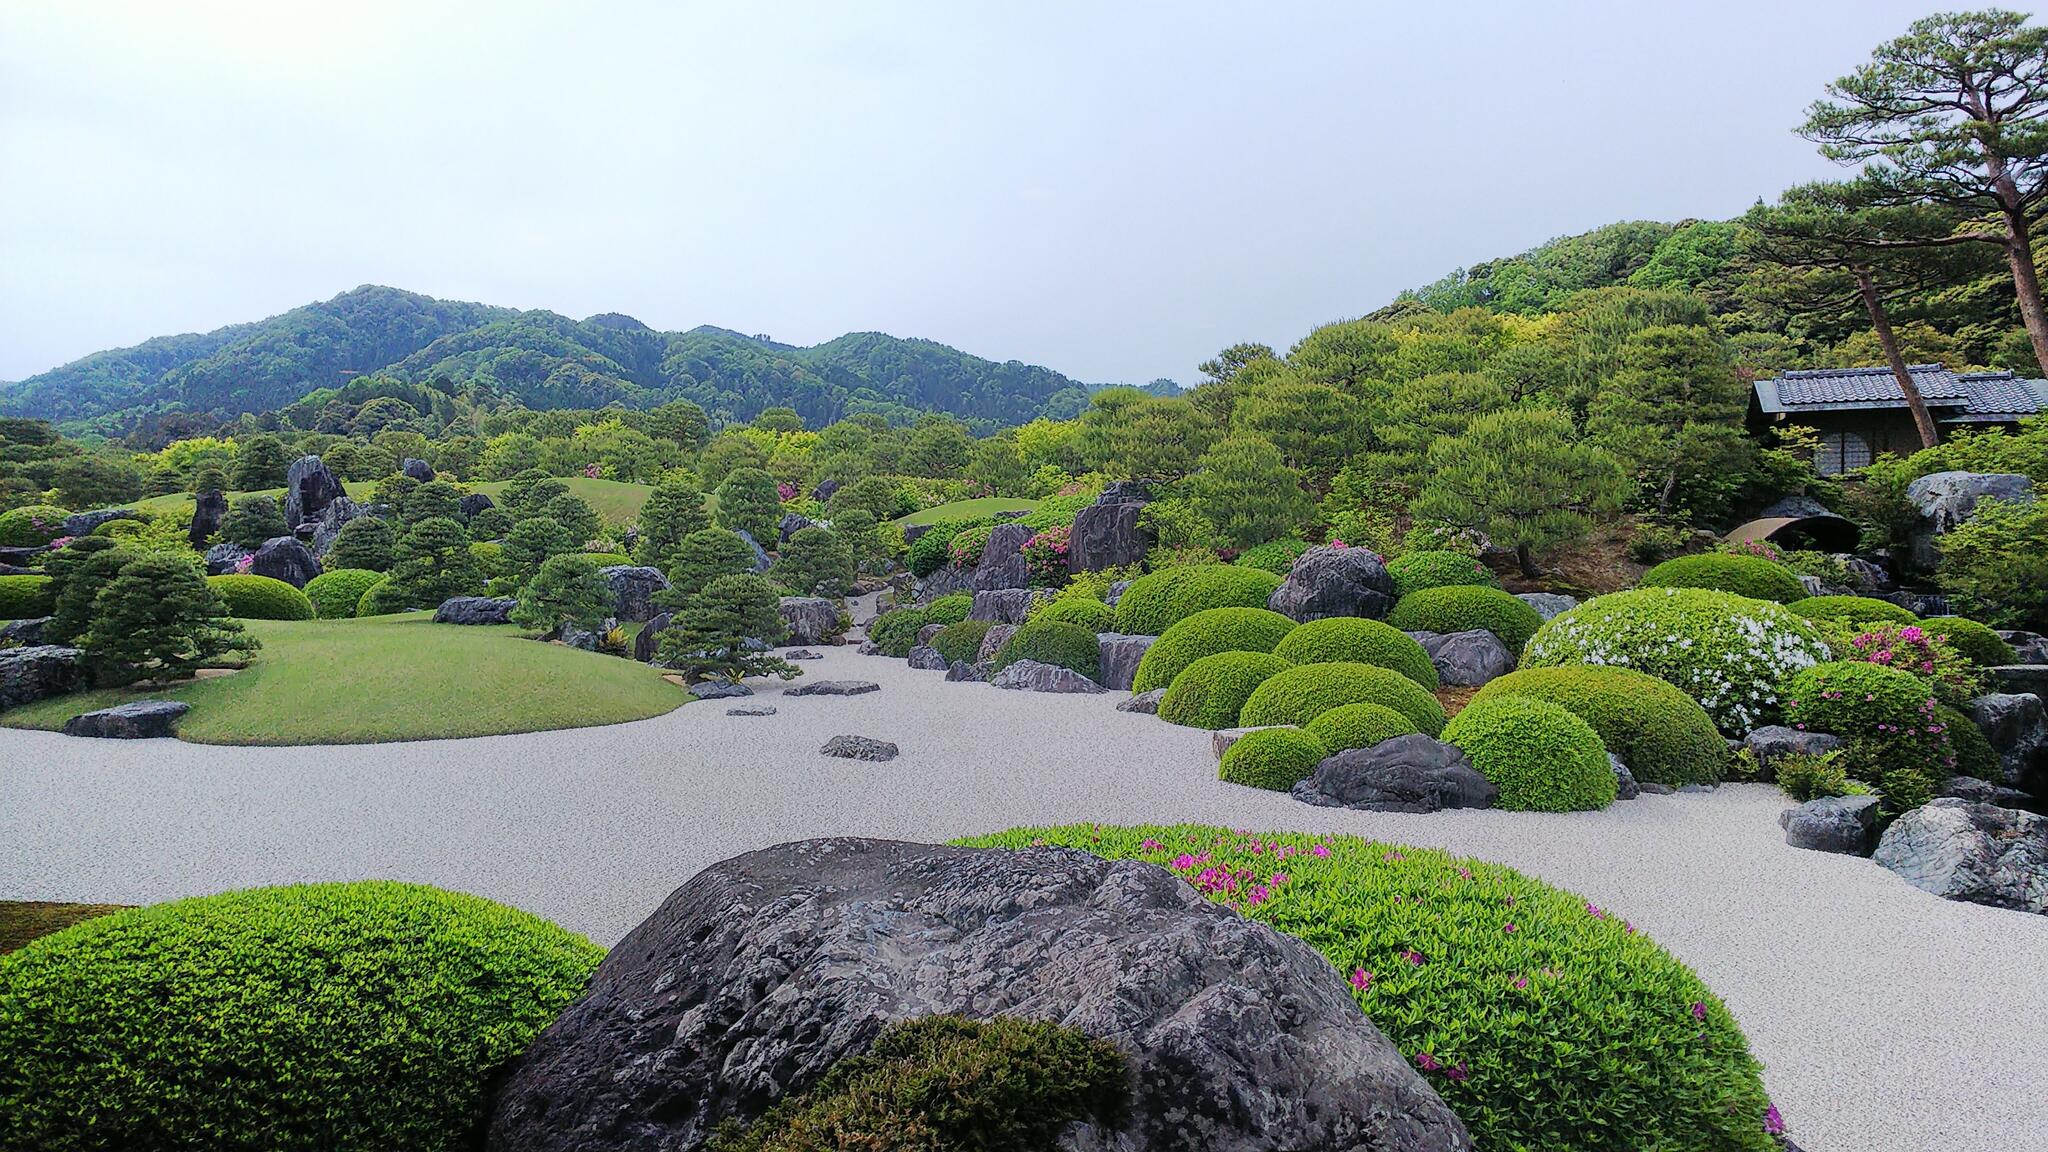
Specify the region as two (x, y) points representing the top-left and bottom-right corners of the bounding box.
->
(499, 517), (575, 592)
(400, 480), (465, 525)
(1183, 437), (1313, 549)
(220, 494), (286, 549)
(231, 434), (294, 491)
(511, 553), (615, 635)
(655, 573), (796, 682)
(1415, 408), (1628, 577)
(386, 516), (479, 608)
(84, 554), (255, 686)
(771, 526), (856, 597)
(326, 515), (397, 572)
(541, 492), (602, 545)
(659, 527), (758, 602)
(714, 467), (781, 543)
(633, 479), (711, 568)
(42, 538), (135, 645)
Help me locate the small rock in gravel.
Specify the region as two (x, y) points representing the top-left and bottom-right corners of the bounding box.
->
(1637, 783), (1675, 795)
(691, 681), (753, 700)
(784, 649), (824, 660)
(1118, 687), (1167, 714)
(821, 735), (898, 761)
(1678, 783), (1717, 793)
(786, 680), (881, 697)
(726, 705), (777, 717)
(1780, 794), (1881, 855)
(944, 660), (986, 682)
(987, 659), (1104, 694)
(1291, 735), (1497, 813)
(61, 699), (190, 739)
(855, 641), (883, 655)
(906, 645), (949, 671)
(1610, 753), (1639, 800)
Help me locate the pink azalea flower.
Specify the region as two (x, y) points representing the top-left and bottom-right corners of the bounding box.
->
(1350, 968), (1373, 991)
(1764, 1103), (1786, 1136)
(1414, 1052), (1440, 1072)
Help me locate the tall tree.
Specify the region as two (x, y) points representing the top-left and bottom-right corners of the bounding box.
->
(1586, 325), (1753, 518)
(1414, 408), (1628, 577)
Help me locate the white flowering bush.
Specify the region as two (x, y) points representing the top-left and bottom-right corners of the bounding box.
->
(1520, 587), (1831, 734)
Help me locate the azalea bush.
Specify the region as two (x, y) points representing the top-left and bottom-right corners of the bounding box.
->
(1923, 615), (2015, 668)
(0, 504), (70, 548)
(1787, 595), (1917, 626)
(1020, 524), (1071, 582)
(1780, 661), (1951, 813)
(1386, 585), (1544, 653)
(1031, 595), (1114, 633)
(946, 526), (997, 569)
(930, 618), (993, 665)
(1844, 622), (1985, 708)
(1303, 701), (1418, 752)
(1232, 537), (1311, 575)
(991, 620), (1099, 680)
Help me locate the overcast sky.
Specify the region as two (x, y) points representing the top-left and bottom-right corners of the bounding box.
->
(0, 0), (1998, 386)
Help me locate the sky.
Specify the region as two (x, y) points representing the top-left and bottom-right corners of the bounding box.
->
(0, 0), (2004, 387)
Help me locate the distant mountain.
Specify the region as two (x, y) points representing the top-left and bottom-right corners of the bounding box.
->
(0, 285), (1095, 432)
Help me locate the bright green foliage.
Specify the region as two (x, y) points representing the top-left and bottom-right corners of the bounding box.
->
(1304, 702), (1419, 751)
(1386, 550), (1498, 598)
(498, 517), (576, 593)
(921, 593), (973, 627)
(467, 505), (512, 540)
(1272, 618), (1439, 691)
(1443, 696), (1618, 811)
(326, 515), (397, 572)
(0, 881), (602, 1152)
(1585, 324), (1753, 521)
(206, 574), (316, 621)
(993, 620), (1101, 680)
(372, 473), (420, 509)
(468, 541), (504, 581)
(90, 557), (255, 684)
(633, 479), (711, 568)
(1639, 554), (1805, 604)
(657, 573), (797, 682)
(664, 528), (757, 600)
(1413, 407), (1627, 574)
(0, 574), (54, 619)
(1523, 588), (1833, 734)
(1157, 651), (1293, 729)
(1218, 727), (1329, 790)
(501, 469), (568, 518)
(42, 540), (133, 643)
(512, 554), (614, 635)
(1132, 606), (1296, 694)
(710, 1015), (1129, 1152)
(714, 467), (781, 543)
(771, 526), (855, 597)
(401, 480), (465, 524)
(1233, 537), (1310, 575)
(827, 475), (908, 521)
(1782, 661), (1951, 813)
(1938, 702), (2000, 780)
(1925, 616), (2016, 667)
(231, 433), (293, 490)
(219, 494), (286, 549)
(1033, 596), (1115, 632)
(1788, 595), (1919, 625)
(905, 520), (981, 576)
(954, 825), (1776, 1152)
(303, 569), (384, 619)
(869, 608), (928, 657)
(386, 517), (479, 609)
(931, 619), (993, 665)
(1238, 662), (1447, 735)
(1776, 751), (1858, 801)
(1183, 437), (1314, 548)
(1936, 496), (2048, 628)
(1113, 564), (1282, 636)
(1471, 666), (1726, 787)
(1387, 585), (1544, 653)
(356, 578), (412, 617)
(541, 492), (602, 545)
(0, 505), (70, 548)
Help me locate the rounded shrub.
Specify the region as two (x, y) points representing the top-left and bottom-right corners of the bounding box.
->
(931, 618), (993, 665)
(1781, 660), (1950, 812)
(0, 881), (602, 1152)
(0, 573), (55, 619)
(1113, 564), (1283, 636)
(1469, 666), (1726, 787)
(303, 568), (384, 620)
(1939, 702), (2000, 780)
(1639, 553), (1805, 604)
(206, 573), (315, 620)
(1131, 606), (1297, 694)
(922, 592), (974, 628)
(1924, 615), (2016, 667)
(1387, 585), (1544, 652)
(1034, 596), (1115, 633)
(993, 619), (1100, 680)
(355, 577), (414, 617)
(92, 517), (148, 539)
(1387, 549), (1498, 598)
(0, 504), (70, 548)
(1238, 661), (1447, 735)
(1443, 695), (1618, 811)
(1218, 727), (1329, 790)
(1157, 650), (1292, 729)
(1522, 587), (1833, 734)
(1304, 702), (1419, 751)
(1787, 595), (1918, 626)
(1271, 617), (1438, 690)
(1233, 537), (1310, 575)
(869, 607), (928, 657)
(906, 520), (982, 577)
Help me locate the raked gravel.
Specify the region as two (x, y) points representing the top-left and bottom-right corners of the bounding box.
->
(3, 598), (2045, 1151)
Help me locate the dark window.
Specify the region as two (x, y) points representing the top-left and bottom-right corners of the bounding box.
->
(1814, 430), (1872, 476)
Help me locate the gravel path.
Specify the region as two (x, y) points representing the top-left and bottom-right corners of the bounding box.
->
(4, 602), (2045, 1150)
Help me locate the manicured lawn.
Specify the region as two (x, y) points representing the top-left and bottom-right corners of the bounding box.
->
(135, 481), (376, 517)
(0, 901), (125, 954)
(133, 477), (653, 526)
(0, 615), (688, 745)
(896, 497), (1040, 526)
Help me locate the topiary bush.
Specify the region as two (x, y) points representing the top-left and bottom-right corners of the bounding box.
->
(1469, 666), (1726, 787)
(0, 504), (70, 548)
(931, 618), (994, 665)
(0, 881), (603, 1152)
(1233, 537), (1310, 575)
(1157, 650), (1292, 729)
(303, 568), (384, 620)
(1386, 585), (1544, 653)
(1522, 587), (1833, 734)
(1113, 564), (1283, 636)
(1786, 595), (1918, 626)
(954, 825), (1777, 1152)
(869, 607), (928, 657)
(1304, 702), (1419, 751)
(1218, 727), (1329, 790)
(1639, 554), (1806, 604)
(992, 620), (1100, 680)
(1271, 617), (1439, 691)
(1442, 695), (1618, 811)
(1238, 661), (1447, 735)
(0, 574), (55, 619)
(355, 577), (413, 617)
(1033, 596), (1115, 633)
(1781, 661), (1951, 813)
(1131, 606), (1297, 694)
(206, 573), (316, 620)
(905, 520), (984, 577)
(1387, 550), (1498, 598)
(921, 592), (974, 628)
(1924, 615), (2016, 667)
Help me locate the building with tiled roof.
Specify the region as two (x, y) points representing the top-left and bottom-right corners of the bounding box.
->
(1751, 363), (2048, 474)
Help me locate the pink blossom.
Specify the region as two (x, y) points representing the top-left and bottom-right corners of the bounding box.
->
(1350, 968), (1373, 991)
(1414, 1052), (1440, 1072)
(1312, 844), (1331, 858)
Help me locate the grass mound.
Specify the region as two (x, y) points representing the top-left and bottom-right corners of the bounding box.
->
(1113, 565), (1282, 636)
(1237, 661), (1447, 735)
(1218, 727), (1329, 790)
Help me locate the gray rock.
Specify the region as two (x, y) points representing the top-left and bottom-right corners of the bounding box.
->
(1515, 592), (1580, 622)
(1905, 471), (2034, 571)
(1068, 491), (1153, 572)
(559, 625), (601, 652)
(915, 621), (946, 645)
(633, 613), (672, 663)
(810, 478), (840, 504)
(61, 699), (189, 739)
(61, 507), (141, 537)
(2003, 629), (2048, 664)
(202, 542), (250, 576)
(484, 838), (1470, 1152)
(1291, 735), (1500, 813)
(1796, 573), (1827, 597)
(1759, 494), (1835, 520)
(785, 679), (881, 697)
(1407, 629), (1514, 687)
(691, 680), (753, 700)
(855, 640), (882, 655)
(1268, 545), (1395, 622)
(248, 536), (322, 588)
(1839, 556), (1895, 594)
(308, 496), (373, 557)
(732, 529), (771, 573)
(726, 704), (776, 716)
(189, 489), (227, 548)
(1966, 692), (2047, 793)
(1119, 687), (1168, 714)
(820, 734), (898, 761)
(282, 455), (345, 530)
(1638, 782), (1675, 795)
(1873, 798), (2048, 914)
(400, 457), (436, 483)
(1741, 726), (1845, 781)
(777, 596), (842, 646)
(969, 587), (1038, 624)
(1105, 578), (1134, 607)
(1992, 665), (2048, 700)
(776, 511), (813, 544)
(989, 658), (1107, 693)
(1610, 753), (1640, 800)
(1095, 632), (1157, 691)
(783, 648), (824, 661)
(1939, 776), (2036, 809)
(598, 565), (670, 623)
(972, 523), (1034, 592)
(906, 645), (949, 671)
(1779, 794), (1881, 855)
(0, 645), (88, 709)
(457, 492), (496, 522)
(914, 565), (975, 600)
(0, 616), (50, 646)
(1212, 725), (1287, 760)
(944, 659), (987, 682)
(976, 623), (1017, 662)
(434, 596), (518, 625)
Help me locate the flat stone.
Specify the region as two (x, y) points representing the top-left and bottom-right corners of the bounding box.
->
(1637, 782), (1675, 795)
(1119, 687), (1168, 714)
(690, 680), (753, 700)
(0, 645), (88, 709)
(61, 699), (190, 739)
(785, 679), (881, 697)
(725, 704), (776, 716)
(1779, 794), (1882, 855)
(1874, 798), (2048, 914)
(820, 734), (898, 761)
(1291, 735), (1499, 813)
(1938, 776), (2035, 809)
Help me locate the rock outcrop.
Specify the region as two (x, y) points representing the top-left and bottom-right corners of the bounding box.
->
(1067, 483), (1153, 572)
(400, 457), (436, 483)
(599, 565), (670, 623)
(1779, 794), (1881, 855)
(1407, 629), (1514, 687)
(1515, 592), (1579, 622)
(989, 658), (1106, 693)
(249, 536), (322, 588)
(1873, 798), (2048, 914)
(1291, 736), (1499, 813)
(189, 489), (228, 548)
(777, 596), (842, 646)
(1905, 470), (2034, 571)
(1268, 545), (1395, 622)
(0, 645), (87, 709)
(282, 455), (345, 530)
(1095, 632), (1157, 692)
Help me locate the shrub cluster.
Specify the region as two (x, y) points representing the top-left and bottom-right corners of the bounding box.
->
(1271, 617), (1438, 690)
(1843, 622), (1985, 707)
(1304, 701), (1419, 751)
(303, 568), (384, 620)
(1232, 537), (1310, 575)
(1157, 650), (1292, 729)
(992, 620), (1100, 680)
(922, 593), (974, 627)
(1781, 661), (1951, 812)
(931, 619), (993, 665)
(905, 520), (984, 577)
(1387, 550), (1498, 598)
(1786, 595), (1918, 626)
(0, 504), (70, 548)
(1112, 564), (1282, 636)
(1443, 696), (1617, 811)
(1218, 727), (1329, 790)
(1639, 554), (1806, 604)
(1131, 606), (1296, 694)
(1238, 661), (1447, 735)
(355, 577), (413, 617)
(1386, 585), (1543, 652)
(0, 573), (55, 619)
(1470, 666), (1726, 787)
(868, 607), (929, 657)
(945, 525), (997, 569)
(1924, 615), (2015, 667)
(206, 574), (316, 621)
(1033, 596), (1115, 633)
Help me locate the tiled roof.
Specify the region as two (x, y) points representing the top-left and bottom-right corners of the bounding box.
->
(1755, 363), (2045, 420)
(1772, 364), (1968, 406)
(1952, 370), (2048, 422)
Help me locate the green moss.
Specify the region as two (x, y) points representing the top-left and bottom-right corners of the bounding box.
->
(0, 574), (55, 619)
(1470, 666), (1726, 787)
(1924, 616), (2016, 667)
(1033, 597), (1115, 632)
(1131, 606), (1296, 694)
(206, 574), (316, 621)
(1443, 696), (1617, 811)
(303, 569), (384, 620)
(992, 620), (1100, 680)
(1386, 585), (1543, 652)
(1304, 702), (1419, 751)
(1157, 650), (1292, 729)
(1387, 550), (1498, 598)
(931, 619), (993, 665)
(1787, 595), (1919, 626)
(1112, 564), (1282, 636)
(1640, 554), (1806, 604)
(1271, 617), (1438, 690)
(1237, 661), (1447, 735)
(1218, 727), (1329, 790)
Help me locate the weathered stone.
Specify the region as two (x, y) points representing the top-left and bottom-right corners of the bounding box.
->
(1095, 632), (1157, 691)
(0, 645), (87, 709)
(1105, 578), (1133, 606)
(970, 551), (1030, 591)
(2002, 630), (2048, 664)
(989, 658), (1106, 693)
(915, 622), (946, 645)
(785, 679), (880, 697)
(976, 623), (1017, 662)
(202, 542), (250, 576)
(776, 511), (813, 544)
(1838, 556), (1895, 594)
(1967, 692), (2047, 793)
(1068, 491), (1153, 572)
(1759, 494), (1835, 520)
(726, 704), (776, 716)
(61, 699), (189, 739)
(855, 640), (882, 655)
(559, 625), (601, 652)
(906, 645), (949, 671)
(1638, 782), (1675, 795)
(1515, 592), (1580, 622)
(691, 680), (753, 700)
(1741, 725), (1845, 781)
(307, 496), (372, 557)
(458, 492), (496, 522)
(1796, 573), (1827, 597)
(1873, 798), (2048, 914)
(1992, 665), (2048, 700)
(1212, 725), (1288, 760)
(1938, 776), (2036, 810)
(783, 648), (824, 661)
(400, 457), (436, 483)
(249, 536), (322, 588)
(1905, 470), (2034, 571)
(943, 659), (986, 682)
(282, 455), (345, 530)
(633, 613), (672, 663)
(1779, 794), (1881, 855)
(810, 478), (840, 504)
(1291, 736), (1499, 813)
(969, 587), (1038, 624)
(484, 838), (1470, 1152)
(189, 489), (228, 548)
(434, 596), (517, 625)
(0, 616), (50, 646)
(61, 507), (141, 537)
(1407, 629), (1514, 687)
(777, 596), (842, 646)
(915, 565), (974, 600)
(599, 565), (670, 623)
(1268, 545), (1395, 622)
(1610, 752), (1640, 800)
(820, 734), (898, 761)
(1119, 686), (1168, 714)
(732, 529), (771, 573)
(900, 522), (932, 546)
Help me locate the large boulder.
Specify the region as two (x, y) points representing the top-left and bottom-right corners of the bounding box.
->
(732, 529), (772, 573)
(0, 645), (88, 709)
(249, 536), (322, 588)
(1515, 592), (1579, 622)
(400, 457), (437, 483)
(777, 596), (842, 646)
(633, 612), (672, 663)
(810, 477), (840, 504)
(1095, 632), (1157, 691)
(308, 496), (372, 557)
(61, 507), (141, 537)
(1268, 545), (1395, 622)
(1905, 470), (2034, 571)
(1067, 492), (1152, 573)
(457, 492), (497, 523)
(1407, 629), (1514, 687)
(970, 522), (1034, 591)
(282, 454), (345, 530)
(61, 700), (189, 739)
(484, 838), (1469, 1152)
(1967, 692), (2048, 794)
(989, 658), (1106, 694)
(189, 489), (228, 548)
(969, 587), (1039, 624)
(599, 565), (670, 623)
(1939, 775), (2037, 810)
(1873, 798), (2048, 914)
(914, 565), (975, 600)
(2003, 630), (2048, 665)
(1779, 794), (1882, 855)
(1291, 735), (1499, 813)
(435, 596), (517, 626)
(906, 645), (949, 671)
(202, 542), (250, 576)
(0, 617), (49, 646)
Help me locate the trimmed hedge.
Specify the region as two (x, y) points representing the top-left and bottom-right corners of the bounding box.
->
(869, 607), (928, 657)
(1157, 651), (1292, 729)
(1925, 616), (2016, 667)
(1218, 727), (1329, 790)
(1304, 702), (1419, 751)
(0, 881), (603, 1152)
(1443, 696), (1618, 812)
(0, 574), (55, 619)
(1640, 554), (1805, 604)
(1237, 661), (1447, 735)
(0, 504), (69, 548)
(931, 619), (993, 665)
(1233, 538), (1311, 575)
(206, 574), (316, 621)
(1781, 661), (1950, 812)
(1386, 585), (1543, 652)
(303, 569), (384, 620)
(1470, 666), (1726, 787)
(1034, 596), (1116, 633)
(1271, 617), (1439, 691)
(1387, 550), (1498, 598)
(1131, 606), (1297, 694)
(992, 620), (1100, 680)
(954, 825), (1776, 1152)
(356, 577), (414, 617)
(922, 593), (974, 627)
(1787, 595), (1918, 626)
(1113, 564), (1282, 636)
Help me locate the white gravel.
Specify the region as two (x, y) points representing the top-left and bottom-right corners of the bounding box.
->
(4, 602), (2046, 1151)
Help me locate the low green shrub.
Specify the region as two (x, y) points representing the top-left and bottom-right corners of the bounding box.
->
(1924, 616), (2016, 667)
(92, 518), (147, 539)
(1271, 617), (1438, 690)
(1639, 554), (1806, 604)
(922, 593), (974, 628)
(1386, 585), (1543, 652)
(579, 551), (630, 568)
(1233, 538), (1310, 575)
(303, 569), (384, 620)
(1237, 661), (1447, 735)
(992, 620), (1100, 680)
(0, 574), (55, 619)
(1218, 727), (1328, 790)
(931, 619), (993, 665)
(1033, 596), (1115, 632)
(1781, 661), (1950, 813)
(1157, 650), (1292, 729)
(1938, 702), (2000, 780)
(1113, 564), (1283, 636)
(1304, 702), (1419, 751)
(1387, 550), (1498, 598)
(0, 504), (69, 548)
(1787, 595), (1917, 626)
(1470, 666), (1726, 787)
(1443, 696), (1617, 811)
(468, 540), (505, 580)
(953, 825), (1776, 1152)
(0, 881), (602, 1152)
(1131, 606), (1296, 694)
(1776, 751), (1858, 802)
(355, 577), (414, 617)
(869, 607), (928, 657)
(206, 574), (316, 620)
(905, 520), (984, 577)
